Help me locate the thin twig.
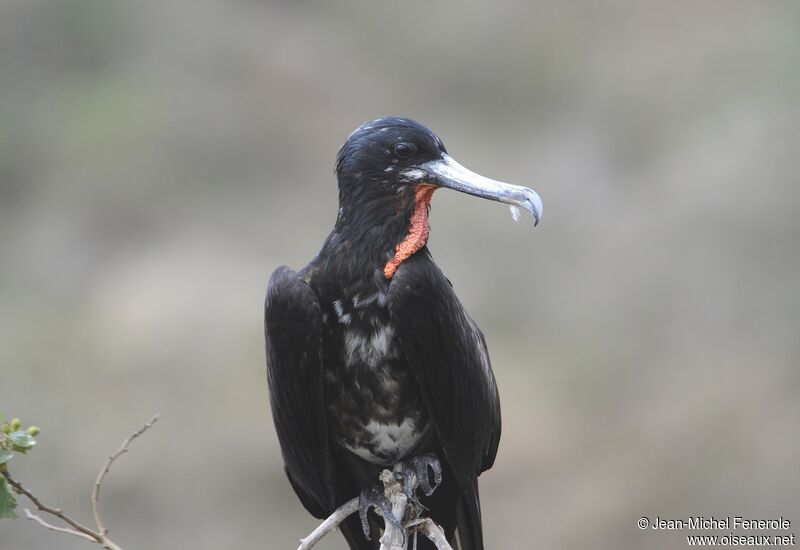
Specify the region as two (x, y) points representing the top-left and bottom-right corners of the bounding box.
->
(297, 497), (359, 550)
(2, 470), (101, 542)
(24, 508), (98, 543)
(92, 414), (160, 538)
(416, 518), (453, 550)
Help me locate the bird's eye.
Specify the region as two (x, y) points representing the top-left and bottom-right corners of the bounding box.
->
(393, 142), (417, 159)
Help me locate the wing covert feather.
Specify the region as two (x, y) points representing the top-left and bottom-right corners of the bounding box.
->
(265, 266), (332, 518)
(388, 252), (501, 479)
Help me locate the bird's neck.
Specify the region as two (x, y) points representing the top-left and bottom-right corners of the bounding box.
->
(383, 184), (436, 278)
(316, 184), (436, 282)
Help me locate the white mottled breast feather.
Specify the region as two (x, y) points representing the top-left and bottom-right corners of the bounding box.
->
(342, 418), (427, 463)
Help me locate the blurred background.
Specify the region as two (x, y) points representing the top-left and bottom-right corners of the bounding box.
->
(2, 1), (798, 548)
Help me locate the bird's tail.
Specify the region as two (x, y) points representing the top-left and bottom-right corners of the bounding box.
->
(453, 477), (484, 550)
(421, 471), (484, 550)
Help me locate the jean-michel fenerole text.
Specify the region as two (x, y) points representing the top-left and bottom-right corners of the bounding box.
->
(650, 516), (791, 531)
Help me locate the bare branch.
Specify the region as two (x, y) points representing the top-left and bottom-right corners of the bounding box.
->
(92, 414), (160, 538)
(297, 497), (359, 550)
(3, 413), (159, 550)
(416, 518), (453, 550)
(378, 468), (408, 550)
(298, 461), (453, 550)
(2, 470), (101, 542)
(24, 508), (98, 543)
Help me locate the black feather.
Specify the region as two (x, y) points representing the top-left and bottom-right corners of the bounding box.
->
(265, 117), (505, 550)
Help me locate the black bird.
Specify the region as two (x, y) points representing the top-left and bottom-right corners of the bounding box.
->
(265, 117), (542, 549)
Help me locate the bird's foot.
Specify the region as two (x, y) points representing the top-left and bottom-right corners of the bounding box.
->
(410, 452), (443, 496)
(358, 486), (403, 541)
(394, 452), (443, 501)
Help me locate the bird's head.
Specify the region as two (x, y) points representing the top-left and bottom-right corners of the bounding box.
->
(332, 117), (542, 278)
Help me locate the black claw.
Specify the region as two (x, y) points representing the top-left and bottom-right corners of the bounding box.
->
(358, 486), (402, 541)
(358, 492), (372, 541)
(396, 468), (417, 501)
(410, 453), (442, 496)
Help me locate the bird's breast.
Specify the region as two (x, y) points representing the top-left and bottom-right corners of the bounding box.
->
(321, 292), (430, 466)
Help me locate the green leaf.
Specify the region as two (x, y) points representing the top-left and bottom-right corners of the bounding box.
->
(8, 431), (35, 450)
(0, 450), (12, 465)
(0, 476), (17, 519)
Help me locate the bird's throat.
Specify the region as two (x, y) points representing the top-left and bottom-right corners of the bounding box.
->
(384, 184), (437, 279)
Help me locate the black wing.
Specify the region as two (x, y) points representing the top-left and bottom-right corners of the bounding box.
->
(388, 250), (501, 549)
(265, 266), (333, 519)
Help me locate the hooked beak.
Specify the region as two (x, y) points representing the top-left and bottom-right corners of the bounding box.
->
(411, 154), (542, 225)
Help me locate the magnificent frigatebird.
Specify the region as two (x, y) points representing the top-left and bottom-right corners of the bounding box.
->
(265, 117), (541, 549)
